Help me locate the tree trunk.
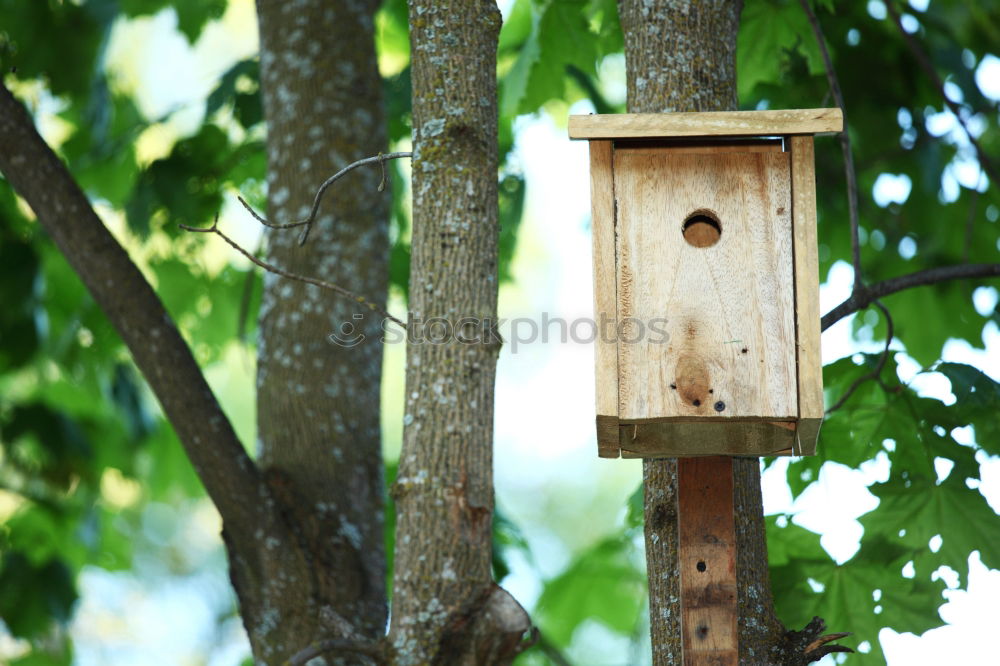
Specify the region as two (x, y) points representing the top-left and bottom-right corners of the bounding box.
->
(224, 0), (390, 660)
(387, 1), (530, 664)
(617, 1), (788, 663)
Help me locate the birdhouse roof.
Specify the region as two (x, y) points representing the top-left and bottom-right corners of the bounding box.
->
(568, 108), (842, 140)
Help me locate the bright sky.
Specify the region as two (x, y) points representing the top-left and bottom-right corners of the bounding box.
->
(8, 2), (999, 664)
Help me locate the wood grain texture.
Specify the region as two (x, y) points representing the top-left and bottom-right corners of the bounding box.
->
(615, 150), (798, 427)
(619, 421), (797, 458)
(590, 140), (620, 456)
(677, 457), (738, 666)
(614, 139), (782, 156)
(597, 415), (621, 458)
(790, 135), (824, 456)
(569, 108), (843, 140)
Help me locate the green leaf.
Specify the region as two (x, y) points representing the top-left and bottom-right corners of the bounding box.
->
(3, 404), (94, 490)
(501, 0), (599, 118)
(384, 66), (413, 144)
(769, 521), (946, 664)
(625, 483), (643, 529)
(787, 355), (898, 498)
(126, 124), (231, 236)
(0, 0), (114, 97)
(738, 0), (825, 101)
(861, 473), (1000, 585)
(0, 553), (78, 639)
(493, 505), (532, 581)
(206, 59), (262, 129)
(137, 424), (204, 502)
(0, 235), (41, 372)
(499, 0), (533, 56)
(121, 0), (225, 43)
(375, 0), (410, 64)
(937, 363), (1000, 453)
(535, 536), (644, 644)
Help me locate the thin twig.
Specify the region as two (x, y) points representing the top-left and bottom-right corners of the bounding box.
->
(799, 0), (863, 290)
(826, 301), (894, 414)
(236, 151), (412, 245)
(180, 217), (405, 329)
(821, 262), (1000, 330)
(885, 1), (1000, 191)
(284, 638), (386, 666)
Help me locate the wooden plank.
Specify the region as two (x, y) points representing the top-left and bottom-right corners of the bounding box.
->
(796, 417), (822, 457)
(790, 135), (824, 456)
(596, 415), (621, 458)
(614, 138), (783, 156)
(618, 421), (796, 458)
(589, 140), (620, 456)
(569, 108), (843, 140)
(677, 457), (738, 666)
(615, 150), (798, 430)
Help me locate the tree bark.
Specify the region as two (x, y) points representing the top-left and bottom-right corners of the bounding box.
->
(387, 1), (529, 663)
(220, 0), (391, 661)
(617, 1), (788, 663)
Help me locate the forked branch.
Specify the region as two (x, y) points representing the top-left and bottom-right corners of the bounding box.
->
(237, 151), (412, 245)
(180, 217), (405, 329)
(821, 263), (1000, 330)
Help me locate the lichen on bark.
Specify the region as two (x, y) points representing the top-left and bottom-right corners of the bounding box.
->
(387, 1), (529, 664)
(230, 0), (390, 660)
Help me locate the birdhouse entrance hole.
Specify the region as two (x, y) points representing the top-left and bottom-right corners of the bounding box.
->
(568, 108), (845, 458)
(682, 210), (721, 248)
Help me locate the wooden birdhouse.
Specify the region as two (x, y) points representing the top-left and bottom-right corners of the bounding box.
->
(569, 109), (843, 459)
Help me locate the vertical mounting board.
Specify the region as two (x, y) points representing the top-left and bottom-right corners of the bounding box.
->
(678, 456), (738, 665)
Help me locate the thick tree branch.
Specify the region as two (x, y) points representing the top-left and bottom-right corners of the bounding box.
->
(0, 82), (268, 544)
(799, 0), (863, 289)
(821, 263), (1000, 330)
(885, 1), (1000, 191)
(180, 217), (405, 329)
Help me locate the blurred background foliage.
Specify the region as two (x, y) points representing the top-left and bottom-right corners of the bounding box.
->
(0, 0), (998, 664)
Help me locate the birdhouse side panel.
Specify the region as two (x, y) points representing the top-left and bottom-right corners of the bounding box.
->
(790, 135), (824, 455)
(614, 149), (798, 423)
(587, 140), (622, 457)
